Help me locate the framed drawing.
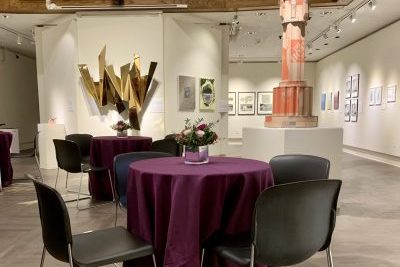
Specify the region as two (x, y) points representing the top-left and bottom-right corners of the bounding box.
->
(351, 74), (360, 98)
(350, 99), (358, 122)
(327, 92), (332, 110)
(369, 88), (375, 106)
(344, 99), (351, 122)
(257, 92), (273, 115)
(238, 92), (256, 115)
(345, 76), (352, 99)
(334, 90), (340, 110)
(387, 85), (397, 103)
(374, 86), (382, 105)
(199, 78), (216, 111)
(321, 93), (326, 111)
(228, 92), (236, 115)
(178, 75), (196, 111)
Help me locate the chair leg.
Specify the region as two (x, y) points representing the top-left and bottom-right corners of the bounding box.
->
(40, 246), (46, 267)
(55, 168), (60, 188)
(76, 172), (84, 209)
(327, 246), (334, 267)
(114, 203), (119, 227)
(65, 172), (69, 188)
(250, 244), (255, 267)
(68, 244), (74, 267)
(200, 248), (205, 267)
(152, 253), (157, 267)
(108, 169), (115, 202)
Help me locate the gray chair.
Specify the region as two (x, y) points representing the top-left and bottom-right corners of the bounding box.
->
(29, 174), (157, 267)
(203, 179), (342, 267)
(269, 154), (330, 185)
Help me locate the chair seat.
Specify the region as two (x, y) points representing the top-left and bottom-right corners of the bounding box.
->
(72, 226), (153, 267)
(214, 245), (251, 266)
(82, 164), (108, 173)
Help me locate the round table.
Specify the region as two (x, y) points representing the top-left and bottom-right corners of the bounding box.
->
(0, 131), (13, 187)
(124, 156), (274, 267)
(89, 136), (152, 200)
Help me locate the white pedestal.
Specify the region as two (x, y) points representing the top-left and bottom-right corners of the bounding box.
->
(38, 124), (66, 169)
(242, 127), (343, 179)
(0, 128), (20, 153)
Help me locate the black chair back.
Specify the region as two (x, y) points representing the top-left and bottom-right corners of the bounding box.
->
(65, 134), (93, 159)
(114, 151), (173, 207)
(269, 154), (330, 185)
(29, 175), (72, 263)
(53, 139), (82, 173)
(151, 138), (181, 156)
(253, 179), (341, 266)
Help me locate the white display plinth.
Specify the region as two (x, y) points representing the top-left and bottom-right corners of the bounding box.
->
(242, 127), (343, 179)
(38, 124), (66, 169)
(0, 128), (20, 153)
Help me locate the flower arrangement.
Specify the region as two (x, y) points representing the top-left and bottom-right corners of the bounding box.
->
(175, 118), (218, 150)
(111, 120), (133, 132)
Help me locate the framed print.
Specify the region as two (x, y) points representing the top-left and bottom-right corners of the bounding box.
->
(345, 76), (352, 99)
(178, 75), (196, 111)
(334, 91), (340, 110)
(344, 99), (351, 122)
(327, 92), (332, 110)
(321, 93), (326, 111)
(351, 74), (360, 98)
(199, 78), (216, 111)
(350, 99), (358, 122)
(228, 92), (236, 115)
(257, 91), (273, 115)
(374, 86), (382, 105)
(238, 92), (256, 115)
(387, 85), (397, 103)
(369, 88), (375, 106)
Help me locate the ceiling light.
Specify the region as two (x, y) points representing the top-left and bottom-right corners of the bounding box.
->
(307, 43), (313, 52)
(323, 33), (329, 39)
(350, 12), (356, 23)
(1, 14), (10, 19)
(17, 35), (22, 45)
(241, 44), (248, 48)
(368, 0), (377, 10)
(256, 12), (267, 16)
(247, 31), (256, 35)
(333, 25), (342, 34)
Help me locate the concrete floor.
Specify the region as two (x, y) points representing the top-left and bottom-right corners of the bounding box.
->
(0, 153), (399, 266)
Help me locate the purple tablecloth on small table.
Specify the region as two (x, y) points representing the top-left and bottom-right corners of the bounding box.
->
(124, 156), (274, 267)
(0, 131), (13, 187)
(89, 136), (152, 200)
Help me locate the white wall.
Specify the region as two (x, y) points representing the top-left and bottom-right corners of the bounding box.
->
(315, 20), (400, 157)
(0, 48), (39, 148)
(163, 16), (228, 155)
(229, 62), (316, 138)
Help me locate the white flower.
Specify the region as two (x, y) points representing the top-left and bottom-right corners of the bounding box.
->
(183, 129), (192, 135)
(196, 130), (205, 137)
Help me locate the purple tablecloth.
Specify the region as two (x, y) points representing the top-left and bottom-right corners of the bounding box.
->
(124, 156), (274, 267)
(89, 136), (152, 200)
(0, 131), (13, 187)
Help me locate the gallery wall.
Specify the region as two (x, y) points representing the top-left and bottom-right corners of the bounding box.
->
(315, 20), (400, 158)
(0, 48), (39, 148)
(228, 62), (316, 138)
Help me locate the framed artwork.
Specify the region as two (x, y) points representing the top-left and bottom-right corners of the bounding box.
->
(238, 92), (256, 115)
(334, 91), (340, 110)
(199, 78), (216, 111)
(344, 99), (351, 122)
(327, 92), (332, 110)
(369, 88), (376, 106)
(374, 86), (382, 105)
(228, 92), (236, 115)
(351, 74), (360, 98)
(321, 93), (326, 111)
(345, 76), (352, 99)
(178, 76), (196, 111)
(350, 99), (358, 122)
(387, 85), (397, 103)
(257, 91), (273, 115)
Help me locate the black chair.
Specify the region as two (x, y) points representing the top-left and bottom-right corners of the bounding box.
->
(150, 138), (181, 156)
(65, 134), (93, 164)
(53, 139), (114, 209)
(204, 179), (341, 267)
(269, 154), (330, 185)
(28, 175), (157, 267)
(113, 151), (173, 226)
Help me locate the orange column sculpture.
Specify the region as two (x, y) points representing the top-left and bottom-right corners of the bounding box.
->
(265, 0), (318, 128)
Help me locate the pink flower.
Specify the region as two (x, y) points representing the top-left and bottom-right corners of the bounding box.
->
(196, 123), (207, 131)
(183, 129), (192, 136)
(196, 130), (205, 137)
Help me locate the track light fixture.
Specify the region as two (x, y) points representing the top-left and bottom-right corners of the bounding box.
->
(368, 0), (377, 10)
(350, 12), (357, 23)
(17, 35), (22, 45)
(323, 33), (329, 39)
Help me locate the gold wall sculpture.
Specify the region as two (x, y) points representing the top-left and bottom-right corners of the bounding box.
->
(78, 46), (157, 130)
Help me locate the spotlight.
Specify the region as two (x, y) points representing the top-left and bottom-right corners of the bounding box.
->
(333, 25), (342, 34)
(17, 35), (22, 45)
(323, 33), (329, 39)
(350, 12), (356, 23)
(368, 0), (377, 10)
(307, 43), (313, 52)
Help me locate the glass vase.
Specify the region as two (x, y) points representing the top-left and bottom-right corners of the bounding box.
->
(117, 130), (128, 137)
(184, 145), (209, 165)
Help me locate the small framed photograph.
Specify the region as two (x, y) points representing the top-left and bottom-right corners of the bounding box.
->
(351, 74), (360, 98)
(228, 92), (236, 115)
(238, 92), (256, 115)
(369, 88), (376, 106)
(257, 92), (273, 115)
(334, 91), (340, 110)
(387, 85), (397, 103)
(345, 76), (352, 99)
(321, 93), (326, 111)
(374, 86), (382, 105)
(350, 99), (358, 122)
(344, 99), (351, 122)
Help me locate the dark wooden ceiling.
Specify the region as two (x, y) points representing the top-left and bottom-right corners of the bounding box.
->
(0, 0), (352, 13)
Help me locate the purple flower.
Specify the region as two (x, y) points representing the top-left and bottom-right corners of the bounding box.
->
(196, 123), (207, 131)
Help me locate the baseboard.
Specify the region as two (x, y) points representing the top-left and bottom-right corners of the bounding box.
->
(343, 145), (400, 168)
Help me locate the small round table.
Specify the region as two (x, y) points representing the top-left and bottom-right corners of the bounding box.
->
(0, 131), (13, 188)
(89, 136), (152, 200)
(124, 156), (274, 267)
